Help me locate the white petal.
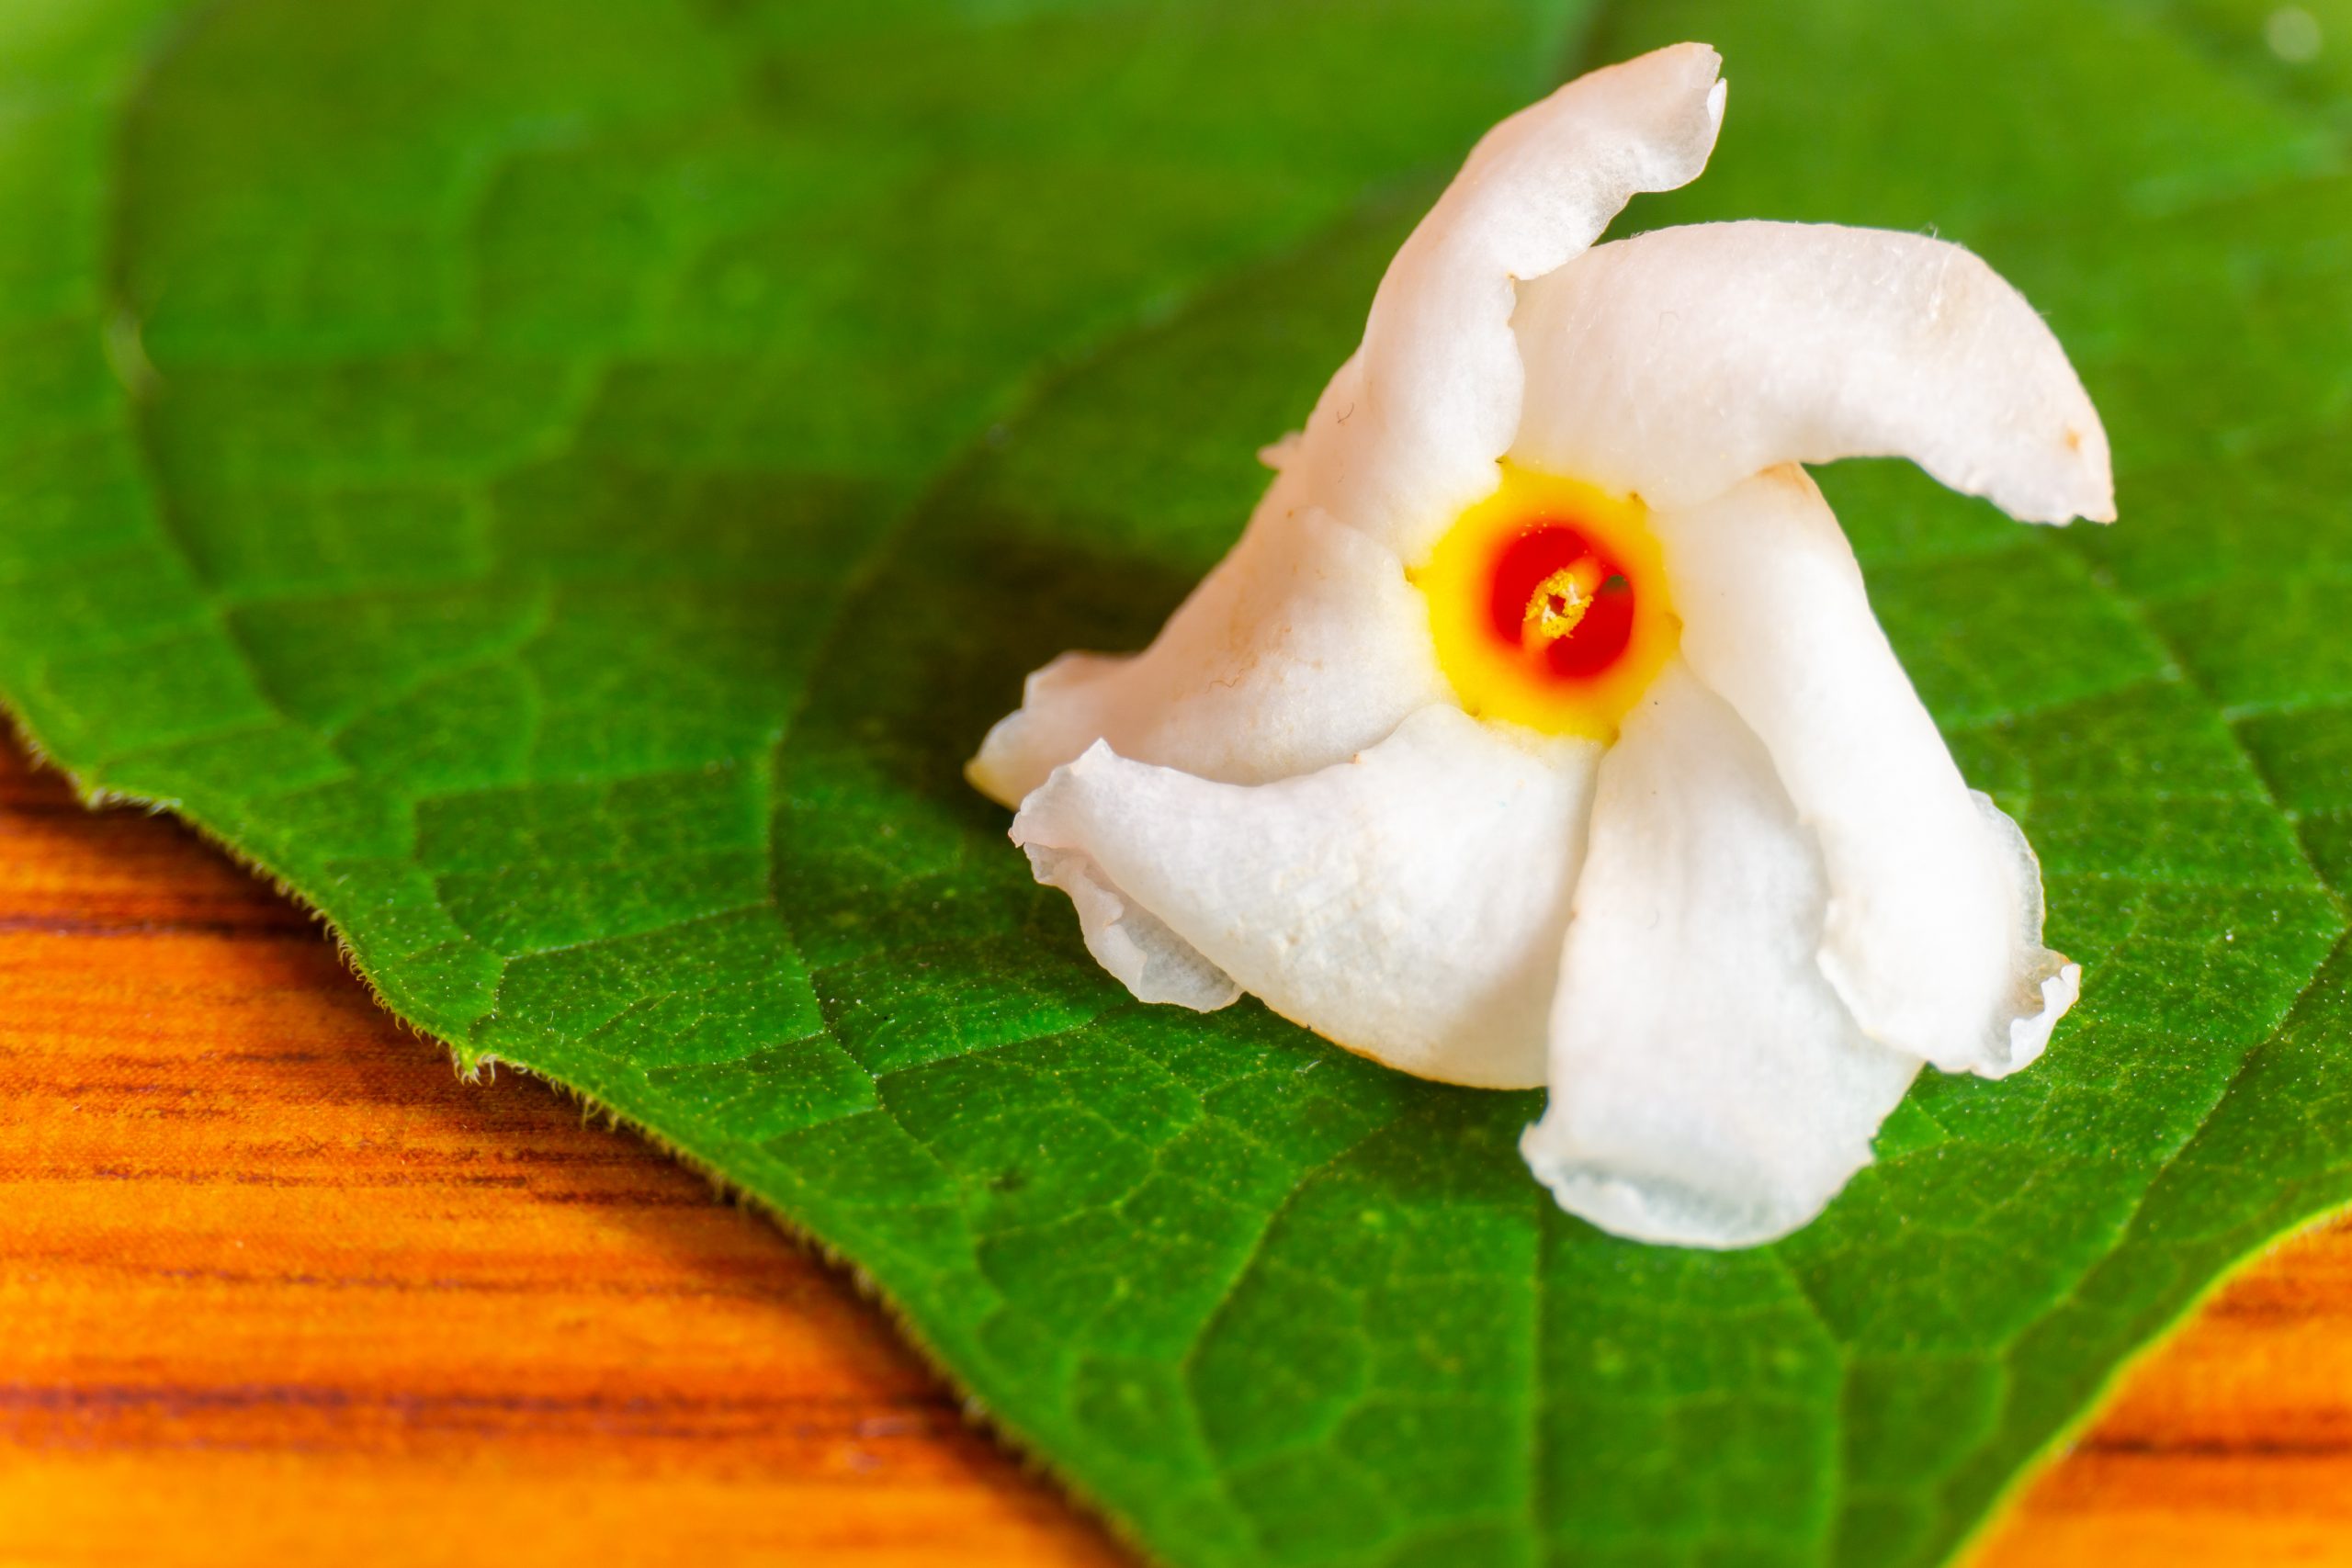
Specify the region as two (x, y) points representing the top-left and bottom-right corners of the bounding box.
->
(1510, 220), (2115, 523)
(1287, 43), (1726, 560)
(1522, 662), (1921, 1248)
(1023, 845), (1242, 1011)
(1009, 707), (1601, 1089)
(1653, 467), (2077, 1077)
(967, 501), (1449, 806)
(971, 47), (1730, 808)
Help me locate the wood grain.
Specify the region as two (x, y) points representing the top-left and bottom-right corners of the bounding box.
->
(1, 734), (2346, 1568)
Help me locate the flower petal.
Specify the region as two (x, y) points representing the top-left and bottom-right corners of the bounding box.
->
(1652, 467), (2078, 1077)
(1009, 705), (1601, 1088)
(1023, 844), (1243, 1012)
(1522, 662), (1921, 1248)
(967, 502), (1448, 806)
(1287, 42), (1727, 560)
(972, 45), (1733, 808)
(1510, 220), (2115, 523)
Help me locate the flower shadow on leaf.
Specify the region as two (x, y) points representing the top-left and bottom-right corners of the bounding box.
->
(773, 498), (1211, 969)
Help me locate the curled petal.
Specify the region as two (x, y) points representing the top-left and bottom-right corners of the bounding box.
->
(1510, 220), (2115, 523)
(1291, 42), (1727, 560)
(1010, 706), (1601, 1089)
(1023, 845), (1242, 1012)
(968, 503), (1448, 805)
(1523, 663), (1921, 1247)
(1652, 468), (2078, 1077)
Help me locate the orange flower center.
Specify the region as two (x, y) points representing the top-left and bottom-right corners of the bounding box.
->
(1413, 464), (1678, 740)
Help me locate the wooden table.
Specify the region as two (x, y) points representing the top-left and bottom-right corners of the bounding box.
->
(4, 736), (2348, 1567)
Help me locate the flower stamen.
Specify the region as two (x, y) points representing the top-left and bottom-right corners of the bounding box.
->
(1522, 565), (1598, 651)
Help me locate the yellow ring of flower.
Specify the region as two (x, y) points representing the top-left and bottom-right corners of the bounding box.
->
(1410, 463), (1679, 741)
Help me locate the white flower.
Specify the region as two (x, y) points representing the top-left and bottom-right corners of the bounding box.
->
(966, 43), (2113, 1249)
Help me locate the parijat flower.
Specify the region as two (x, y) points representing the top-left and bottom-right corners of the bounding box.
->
(966, 43), (2113, 1248)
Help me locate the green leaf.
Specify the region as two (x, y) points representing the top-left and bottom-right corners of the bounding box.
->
(3, 0), (2347, 1564)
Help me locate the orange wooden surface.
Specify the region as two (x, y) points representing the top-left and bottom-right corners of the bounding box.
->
(1, 733), (2347, 1567)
